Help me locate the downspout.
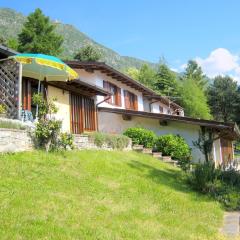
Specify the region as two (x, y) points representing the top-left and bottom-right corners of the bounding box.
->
(96, 95), (112, 132)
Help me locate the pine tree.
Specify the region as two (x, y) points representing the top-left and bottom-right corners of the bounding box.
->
(184, 60), (207, 89)
(18, 8), (63, 56)
(154, 64), (179, 97)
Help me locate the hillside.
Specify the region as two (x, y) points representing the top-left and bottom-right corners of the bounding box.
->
(0, 150), (226, 240)
(0, 8), (157, 71)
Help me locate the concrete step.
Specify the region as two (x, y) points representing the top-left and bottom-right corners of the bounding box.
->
(161, 156), (172, 161)
(142, 148), (152, 154)
(152, 152), (162, 158)
(162, 160), (178, 166)
(132, 145), (144, 152)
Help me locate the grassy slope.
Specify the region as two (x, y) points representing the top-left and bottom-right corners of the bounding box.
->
(0, 150), (226, 240)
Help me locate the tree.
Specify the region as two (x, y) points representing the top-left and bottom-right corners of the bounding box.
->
(74, 44), (101, 62)
(154, 64), (180, 97)
(18, 8), (63, 56)
(207, 76), (239, 122)
(125, 64), (157, 89)
(125, 67), (140, 80)
(7, 38), (18, 50)
(184, 60), (207, 89)
(179, 77), (211, 119)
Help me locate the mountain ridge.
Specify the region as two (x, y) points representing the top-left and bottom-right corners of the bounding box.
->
(0, 8), (158, 71)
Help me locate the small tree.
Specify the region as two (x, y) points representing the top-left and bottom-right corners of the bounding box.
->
(74, 44), (101, 62)
(18, 8), (63, 55)
(193, 127), (213, 162)
(32, 93), (61, 152)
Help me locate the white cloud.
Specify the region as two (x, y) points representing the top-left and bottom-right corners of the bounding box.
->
(180, 48), (240, 83)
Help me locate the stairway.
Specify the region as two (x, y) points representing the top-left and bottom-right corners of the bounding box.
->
(132, 145), (178, 166)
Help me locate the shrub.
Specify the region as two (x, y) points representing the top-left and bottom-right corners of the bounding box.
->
(89, 132), (130, 150)
(188, 162), (240, 210)
(59, 133), (74, 150)
(155, 134), (191, 160)
(188, 162), (220, 192)
(0, 119), (26, 130)
(123, 127), (156, 148)
(35, 119), (62, 152)
(0, 104), (6, 114)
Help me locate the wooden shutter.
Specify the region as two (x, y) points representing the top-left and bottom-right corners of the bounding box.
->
(124, 90), (130, 109)
(133, 95), (138, 111)
(103, 80), (111, 103)
(116, 87), (122, 106)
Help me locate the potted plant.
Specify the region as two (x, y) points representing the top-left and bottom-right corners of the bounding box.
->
(0, 104), (7, 118)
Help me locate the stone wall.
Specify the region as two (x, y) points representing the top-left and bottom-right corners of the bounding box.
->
(0, 128), (33, 153)
(0, 129), (132, 153)
(73, 134), (132, 151)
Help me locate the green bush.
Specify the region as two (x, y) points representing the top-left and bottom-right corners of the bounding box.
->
(35, 119), (62, 152)
(123, 127), (156, 148)
(155, 134), (191, 160)
(89, 132), (130, 150)
(188, 162), (240, 210)
(0, 104), (6, 114)
(59, 133), (74, 150)
(0, 120), (26, 130)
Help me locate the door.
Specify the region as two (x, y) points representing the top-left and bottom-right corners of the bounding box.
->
(70, 93), (96, 134)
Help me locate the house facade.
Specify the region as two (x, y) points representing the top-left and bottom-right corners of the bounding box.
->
(0, 45), (239, 167)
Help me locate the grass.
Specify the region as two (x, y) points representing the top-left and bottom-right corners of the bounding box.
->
(0, 150), (228, 240)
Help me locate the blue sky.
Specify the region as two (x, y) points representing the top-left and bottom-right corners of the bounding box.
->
(2, 0), (240, 80)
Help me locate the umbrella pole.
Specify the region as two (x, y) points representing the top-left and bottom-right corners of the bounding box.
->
(35, 79), (41, 120)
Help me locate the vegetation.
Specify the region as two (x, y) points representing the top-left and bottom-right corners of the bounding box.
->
(74, 44), (102, 62)
(0, 150), (226, 239)
(0, 104), (6, 114)
(123, 127), (156, 148)
(207, 75), (240, 123)
(88, 132), (130, 150)
(188, 162), (240, 210)
(179, 61), (212, 119)
(18, 8), (63, 56)
(155, 63), (180, 97)
(193, 128), (214, 162)
(0, 119), (26, 130)
(32, 93), (62, 152)
(155, 134), (191, 170)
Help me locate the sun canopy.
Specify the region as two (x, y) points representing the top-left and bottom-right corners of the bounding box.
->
(11, 53), (78, 81)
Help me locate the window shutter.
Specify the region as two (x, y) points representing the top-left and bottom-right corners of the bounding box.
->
(116, 87), (122, 107)
(103, 80), (111, 103)
(133, 95), (138, 111)
(124, 90), (130, 109)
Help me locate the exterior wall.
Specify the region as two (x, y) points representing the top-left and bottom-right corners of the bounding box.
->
(98, 111), (205, 163)
(213, 138), (222, 166)
(74, 69), (144, 111)
(47, 85), (71, 132)
(0, 128), (33, 152)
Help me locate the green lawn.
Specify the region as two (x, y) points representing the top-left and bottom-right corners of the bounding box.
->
(0, 150), (227, 240)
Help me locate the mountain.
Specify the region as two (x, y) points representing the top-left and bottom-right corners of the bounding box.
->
(0, 8), (158, 71)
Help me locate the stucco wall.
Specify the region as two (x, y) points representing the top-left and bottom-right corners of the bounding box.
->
(48, 85), (71, 132)
(75, 69), (150, 111)
(98, 111), (205, 162)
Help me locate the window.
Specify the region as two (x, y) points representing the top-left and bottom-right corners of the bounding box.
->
(159, 106), (163, 113)
(103, 81), (121, 106)
(124, 90), (138, 110)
